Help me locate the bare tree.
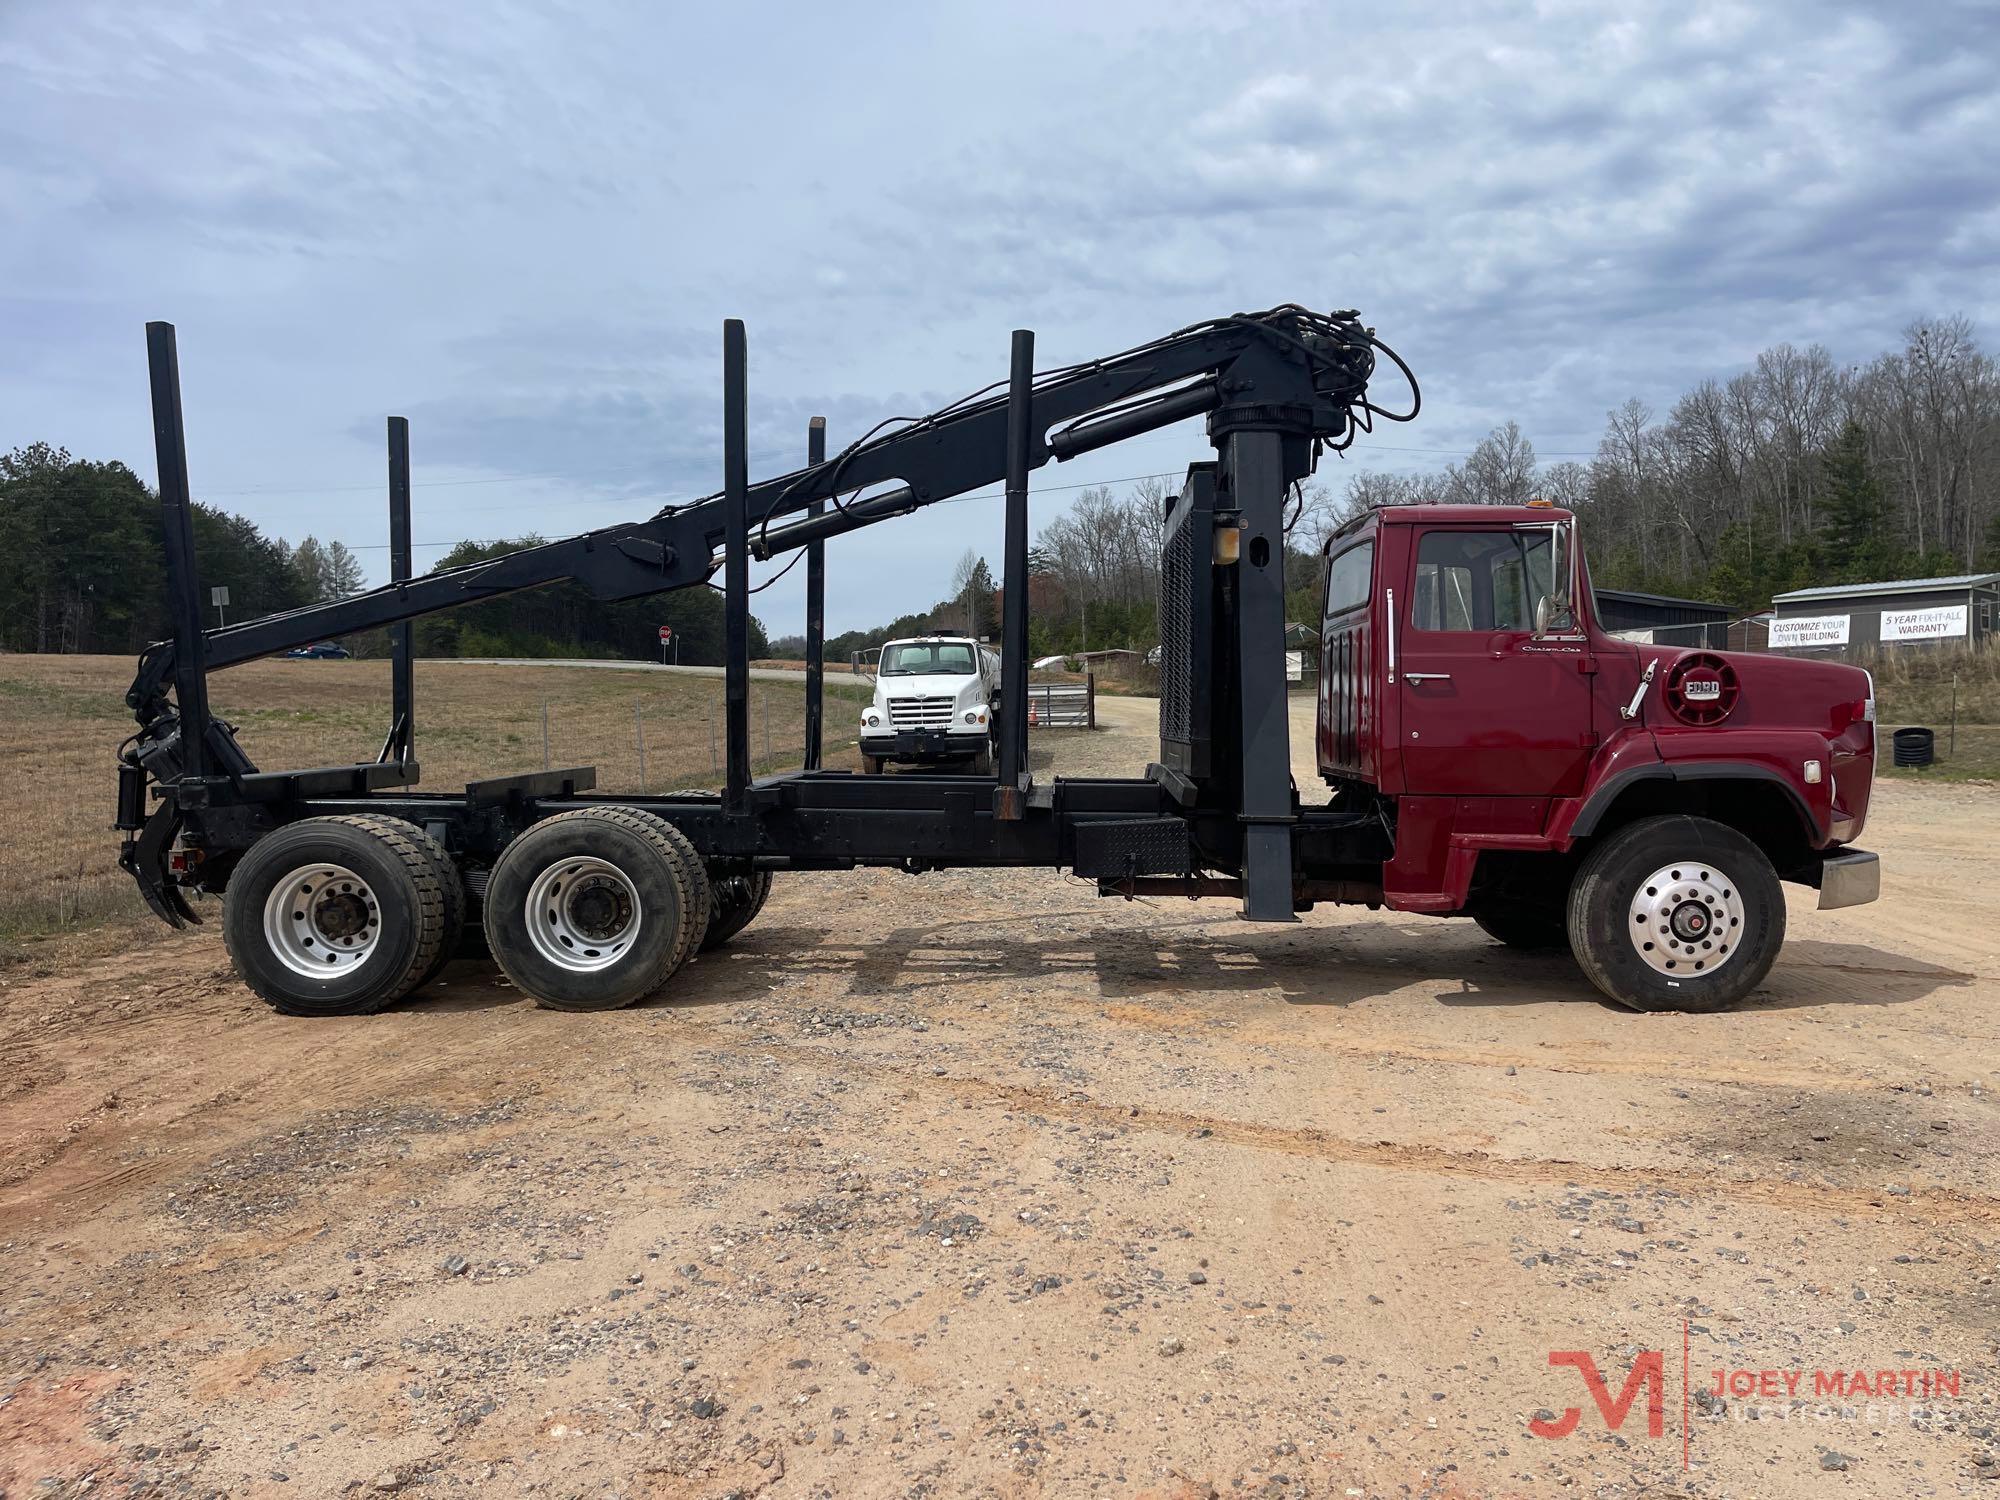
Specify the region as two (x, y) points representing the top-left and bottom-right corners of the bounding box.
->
(1461, 421), (1538, 505)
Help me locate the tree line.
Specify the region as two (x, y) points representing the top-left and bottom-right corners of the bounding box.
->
(0, 443), (367, 654)
(0, 444), (767, 662)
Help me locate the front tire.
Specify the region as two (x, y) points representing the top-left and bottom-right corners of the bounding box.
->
(222, 815), (449, 1017)
(485, 807), (702, 1011)
(1566, 815), (1784, 1013)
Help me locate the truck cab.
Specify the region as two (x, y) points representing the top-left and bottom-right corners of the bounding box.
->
(1316, 503), (1879, 1009)
(859, 635), (1001, 774)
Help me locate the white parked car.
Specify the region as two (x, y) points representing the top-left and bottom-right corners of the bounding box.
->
(859, 636), (1001, 773)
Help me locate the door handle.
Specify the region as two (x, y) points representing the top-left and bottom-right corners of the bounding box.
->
(1385, 587), (1397, 684)
(1404, 672), (1452, 683)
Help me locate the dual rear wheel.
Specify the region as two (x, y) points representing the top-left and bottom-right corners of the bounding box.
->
(222, 808), (768, 1016)
(223, 814), (459, 1017)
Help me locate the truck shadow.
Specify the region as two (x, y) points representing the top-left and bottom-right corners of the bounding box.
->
(1737, 940), (1976, 1011)
(664, 915), (1557, 1012)
(661, 922), (1973, 1017)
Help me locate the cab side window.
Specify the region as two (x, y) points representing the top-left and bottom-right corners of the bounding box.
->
(1410, 529), (1552, 632)
(1323, 541), (1373, 624)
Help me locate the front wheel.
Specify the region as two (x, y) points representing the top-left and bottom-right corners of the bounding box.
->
(1567, 815), (1784, 1013)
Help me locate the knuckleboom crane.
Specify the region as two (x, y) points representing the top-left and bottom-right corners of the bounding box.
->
(118, 306), (1419, 1009)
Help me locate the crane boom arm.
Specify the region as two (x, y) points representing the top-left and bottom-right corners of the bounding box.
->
(126, 305), (1395, 725)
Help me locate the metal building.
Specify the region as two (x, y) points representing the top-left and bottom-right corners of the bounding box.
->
(1592, 588), (1732, 648)
(1769, 574), (2000, 657)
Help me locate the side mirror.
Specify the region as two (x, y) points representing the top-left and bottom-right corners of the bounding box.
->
(1534, 594), (1575, 637)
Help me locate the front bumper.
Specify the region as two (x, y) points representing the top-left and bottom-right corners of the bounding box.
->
(1816, 849), (1880, 910)
(861, 728), (987, 761)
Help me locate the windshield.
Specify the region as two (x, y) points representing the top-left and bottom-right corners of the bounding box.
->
(881, 641), (976, 676)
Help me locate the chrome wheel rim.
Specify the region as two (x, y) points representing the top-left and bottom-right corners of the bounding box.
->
(263, 862), (382, 979)
(524, 856), (641, 973)
(1629, 860), (1745, 976)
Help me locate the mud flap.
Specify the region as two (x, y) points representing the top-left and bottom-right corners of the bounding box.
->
(119, 800), (201, 928)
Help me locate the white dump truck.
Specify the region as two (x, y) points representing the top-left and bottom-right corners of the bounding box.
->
(859, 635), (1002, 773)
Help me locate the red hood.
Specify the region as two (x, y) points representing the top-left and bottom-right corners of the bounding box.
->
(1642, 646), (1875, 844)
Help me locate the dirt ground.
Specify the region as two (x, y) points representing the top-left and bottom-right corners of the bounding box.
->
(2, 695), (1997, 1498)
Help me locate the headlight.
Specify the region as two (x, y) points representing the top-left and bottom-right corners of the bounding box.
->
(864, 712), (880, 727)
(964, 710), (980, 724)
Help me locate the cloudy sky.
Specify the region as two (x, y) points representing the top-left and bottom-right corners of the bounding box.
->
(5, 0), (1996, 634)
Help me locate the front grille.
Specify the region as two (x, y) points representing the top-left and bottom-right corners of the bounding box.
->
(888, 696), (957, 727)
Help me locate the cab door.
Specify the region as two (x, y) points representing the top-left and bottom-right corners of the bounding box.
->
(1393, 523), (1594, 796)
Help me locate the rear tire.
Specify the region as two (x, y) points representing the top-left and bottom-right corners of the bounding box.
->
(1566, 814), (1784, 1013)
(653, 817), (712, 968)
(700, 867), (772, 952)
(349, 816), (465, 993)
(222, 815), (448, 1017)
(485, 807), (698, 1011)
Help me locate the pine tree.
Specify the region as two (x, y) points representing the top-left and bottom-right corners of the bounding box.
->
(321, 540), (366, 599)
(290, 537), (328, 602)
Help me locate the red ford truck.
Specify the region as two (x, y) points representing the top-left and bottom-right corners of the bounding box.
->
(120, 307), (1878, 1020)
(1315, 502), (1880, 1011)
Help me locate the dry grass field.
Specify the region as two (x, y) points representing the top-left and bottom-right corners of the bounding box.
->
(0, 655), (872, 958)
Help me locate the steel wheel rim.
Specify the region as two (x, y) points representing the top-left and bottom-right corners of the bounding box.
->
(1629, 860), (1745, 977)
(263, 862), (382, 979)
(524, 856), (642, 973)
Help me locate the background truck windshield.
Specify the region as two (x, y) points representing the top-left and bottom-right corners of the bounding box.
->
(882, 642), (976, 676)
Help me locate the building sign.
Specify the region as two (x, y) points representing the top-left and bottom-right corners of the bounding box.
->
(1769, 613), (1849, 649)
(1878, 603), (1967, 643)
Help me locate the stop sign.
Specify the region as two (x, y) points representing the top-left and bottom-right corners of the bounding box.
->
(658, 625), (673, 642)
